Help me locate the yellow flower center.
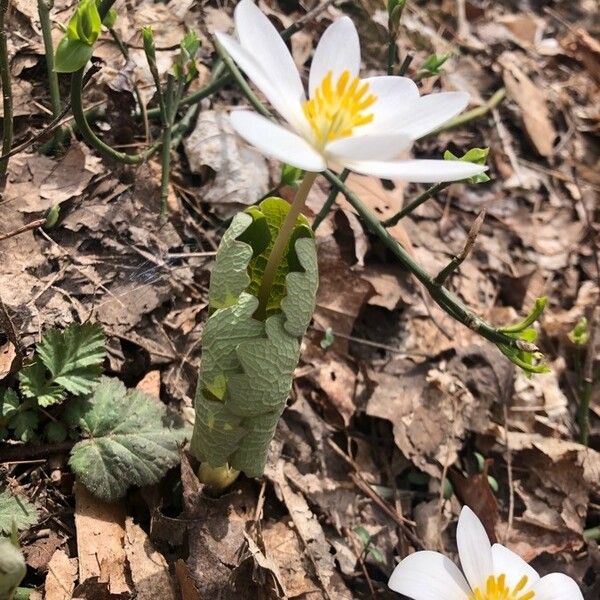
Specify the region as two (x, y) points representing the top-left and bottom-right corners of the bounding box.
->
(302, 69), (377, 148)
(470, 575), (535, 600)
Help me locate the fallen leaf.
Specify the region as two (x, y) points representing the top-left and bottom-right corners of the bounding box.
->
(184, 111), (269, 215)
(74, 483), (131, 595)
(124, 518), (177, 600)
(501, 54), (556, 157)
(45, 549), (77, 600)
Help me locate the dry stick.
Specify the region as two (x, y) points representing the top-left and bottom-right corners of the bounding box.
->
(434, 209), (486, 285)
(0, 0), (12, 178)
(0, 218), (46, 242)
(0, 441), (75, 463)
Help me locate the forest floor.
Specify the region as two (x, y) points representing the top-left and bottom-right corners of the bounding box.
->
(0, 0), (599, 598)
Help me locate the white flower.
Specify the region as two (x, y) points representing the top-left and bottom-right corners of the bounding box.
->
(215, 0), (488, 183)
(389, 506), (584, 600)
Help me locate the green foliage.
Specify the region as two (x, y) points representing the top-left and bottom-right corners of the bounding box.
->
(417, 52), (451, 78)
(280, 164), (304, 188)
(0, 490), (38, 536)
(0, 389), (37, 443)
(387, 0), (407, 34)
(54, 0), (102, 72)
(444, 148), (490, 184)
(191, 198), (318, 477)
(320, 327), (334, 349)
(353, 526), (384, 564)
(66, 377), (187, 502)
(497, 297), (549, 374)
(19, 322), (105, 407)
(0, 534), (26, 599)
(569, 317), (589, 345)
(174, 31), (200, 83)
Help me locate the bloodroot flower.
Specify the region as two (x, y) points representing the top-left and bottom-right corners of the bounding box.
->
(215, 0), (487, 183)
(389, 506), (583, 600)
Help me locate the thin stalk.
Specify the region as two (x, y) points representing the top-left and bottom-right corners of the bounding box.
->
(578, 305), (599, 446)
(37, 0), (65, 150)
(160, 75), (175, 214)
(109, 26), (150, 142)
(256, 171), (318, 318)
(427, 88), (506, 136)
(382, 181), (450, 227)
(0, 0), (13, 178)
(313, 167), (349, 231)
(322, 169), (529, 351)
(387, 35), (396, 76)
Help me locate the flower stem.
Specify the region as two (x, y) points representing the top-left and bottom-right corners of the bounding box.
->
(313, 167), (349, 231)
(37, 0), (65, 151)
(578, 305), (599, 446)
(256, 171), (318, 319)
(382, 181), (451, 227)
(0, 0), (13, 179)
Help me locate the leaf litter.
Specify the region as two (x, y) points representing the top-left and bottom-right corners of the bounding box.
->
(0, 0), (599, 598)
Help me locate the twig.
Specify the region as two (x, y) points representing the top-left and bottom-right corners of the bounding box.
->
(37, 0), (64, 151)
(382, 181), (451, 227)
(0, 0), (13, 178)
(579, 305), (599, 446)
(427, 88), (506, 136)
(434, 209), (485, 285)
(0, 441), (75, 463)
(312, 167), (349, 231)
(0, 218), (46, 242)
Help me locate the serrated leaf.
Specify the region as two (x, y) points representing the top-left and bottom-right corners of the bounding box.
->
(9, 411), (39, 442)
(0, 490), (38, 535)
(0, 388), (19, 422)
(19, 360), (66, 407)
(66, 377), (187, 502)
(191, 199), (318, 477)
(37, 323), (105, 395)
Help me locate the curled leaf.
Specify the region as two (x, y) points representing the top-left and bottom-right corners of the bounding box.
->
(191, 198), (318, 476)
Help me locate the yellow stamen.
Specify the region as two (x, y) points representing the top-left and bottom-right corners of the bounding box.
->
(469, 574), (535, 600)
(302, 69), (377, 148)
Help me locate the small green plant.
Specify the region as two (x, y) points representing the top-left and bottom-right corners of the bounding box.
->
(0, 524), (27, 599)
(0, 490), (38, 536)
(354, 526), (385, 564)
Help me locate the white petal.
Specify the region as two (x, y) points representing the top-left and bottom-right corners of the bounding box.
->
(341, 158), (487, 183)
(356, 76), (420, 135)
(397, 92), (470, 139)
(388, 551), (471, 600)
(530, 573), (584, 600)
(229, 110), (326, 172)
(309, 17), (360, 97)
(456, 506), (493, 593)
(215, 33), (305, 128)
(326, 133), (413, 161)
(491, 544), (539, 592)
(234, 0), (304, 103)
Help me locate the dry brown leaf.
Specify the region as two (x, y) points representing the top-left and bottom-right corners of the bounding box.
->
(184, 110), (269, 215)
(74, 483), (131, 595)
(0, 340), (17, 381)
(270, 460), (353, 600)
(124, 518), (177, 600)
(45, 549), (78, 600)
(262, 521), (324, 599)
(135, 370), (161, 398)
(501, 55), (556, 157)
